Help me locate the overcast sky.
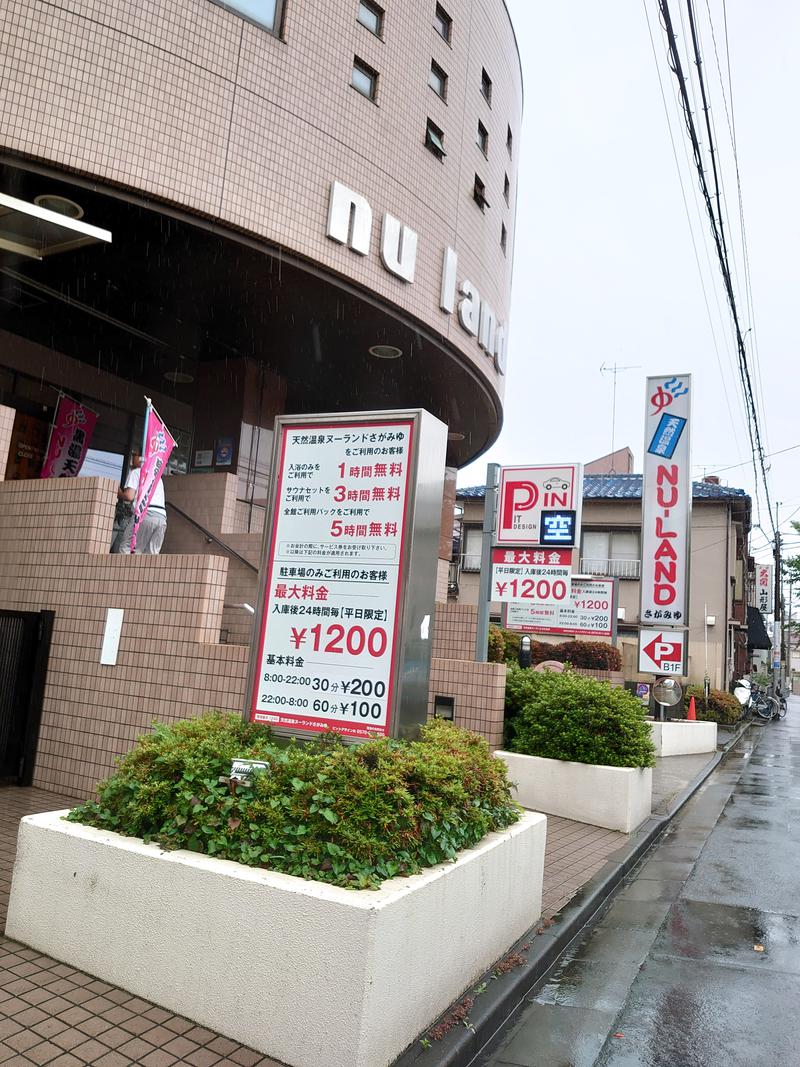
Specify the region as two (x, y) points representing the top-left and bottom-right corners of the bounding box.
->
(459, 0), (799, 566)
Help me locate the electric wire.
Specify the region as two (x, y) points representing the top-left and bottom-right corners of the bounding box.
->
(657, 0), (776, 540)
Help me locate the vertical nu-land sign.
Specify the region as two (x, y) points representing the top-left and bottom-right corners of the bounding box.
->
(638, 375), (691, 676)
(246, 410), (446, 741)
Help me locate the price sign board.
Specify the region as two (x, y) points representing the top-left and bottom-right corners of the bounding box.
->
(247, 410), (446, 741)
(504, 576), (615, 637)
(491, 547), (572, 605)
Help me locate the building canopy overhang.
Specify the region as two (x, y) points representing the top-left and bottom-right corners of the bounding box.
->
(0, 161), (500, 467)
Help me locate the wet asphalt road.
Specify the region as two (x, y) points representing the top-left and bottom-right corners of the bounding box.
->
(480, 701), (800, 1067)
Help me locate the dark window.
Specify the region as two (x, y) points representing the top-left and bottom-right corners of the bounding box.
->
(357, 0), (383, 37)
(477, 120), (488, 155)
(352, 57), (378, 100)
(507, 124), (513, 156)
(434, 3), (452, 42)
(500, 223), (507, 253)
(429, 59), (448, 99)
(481, 67), (492, 104)
(425, 118), (446, 159)
(473, 174), (489, 211)
(504, 173), (510, 203)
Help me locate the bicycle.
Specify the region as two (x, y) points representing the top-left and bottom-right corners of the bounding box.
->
(751, 683), (780, 722)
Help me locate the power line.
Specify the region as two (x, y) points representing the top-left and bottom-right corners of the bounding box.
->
(657, 0), (776, 541)
(693, 441), (800, 476)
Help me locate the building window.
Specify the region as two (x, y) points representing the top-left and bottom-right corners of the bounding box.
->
(477, 120), (488, 156)
(473, 174), (489, 211)
(357, 0), (383, 37)
(504, 173), (510, 203)
(434, 3), (452, 42)
(507, 124), (513, 156)
(461, 526), (483, 571)
(215, 0), (283, 33)
(429, 59), (448, 100)
(580, 529), (642, 579)
(425, 118), (446, 159)
(500, 223), (507, 253)
(352, 57), (378, 100)
(481, 68), (492, 104)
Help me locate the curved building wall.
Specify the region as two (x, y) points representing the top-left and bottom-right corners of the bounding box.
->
(1, 0), (522, 409)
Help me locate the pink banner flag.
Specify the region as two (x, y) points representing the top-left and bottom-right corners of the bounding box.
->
(40, 395), (98, 478)
(130, 403), (175, 552)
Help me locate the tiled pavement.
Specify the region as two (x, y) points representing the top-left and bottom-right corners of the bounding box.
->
(0, 756), (710, 1065)
(1, 788), (282, 1067)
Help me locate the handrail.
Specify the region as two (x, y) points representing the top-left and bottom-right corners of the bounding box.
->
(166, 501), (259, 573)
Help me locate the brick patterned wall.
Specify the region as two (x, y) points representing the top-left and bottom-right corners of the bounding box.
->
(428, 659), (506, 749)
(0, 0), (522, 400)
(0, 405), (14, 479)
(0, 477), (248, 798)
(432, 601), (479, 661)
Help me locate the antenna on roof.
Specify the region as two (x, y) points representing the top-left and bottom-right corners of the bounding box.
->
(600, 363), (641, 473)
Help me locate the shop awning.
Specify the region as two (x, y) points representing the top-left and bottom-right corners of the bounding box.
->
(747, 606), (772, 650)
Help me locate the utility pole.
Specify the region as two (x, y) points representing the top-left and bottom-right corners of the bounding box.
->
(475, 463), (500, 662)
(773, 502), (782, 696)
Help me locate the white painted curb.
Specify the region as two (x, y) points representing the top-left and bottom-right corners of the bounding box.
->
(649, 720), (717, 757)
(7, 809), (547, 1067)
(496, 751), (652, 833)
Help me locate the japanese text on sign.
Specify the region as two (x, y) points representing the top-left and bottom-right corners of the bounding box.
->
(490, 547), (572, 605)
(505, 576), (615, 637)
(496, 464), (582, 546)
(250, 420), (413, 739)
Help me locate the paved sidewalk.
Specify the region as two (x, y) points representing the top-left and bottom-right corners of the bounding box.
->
(1, 788), (281, 1067)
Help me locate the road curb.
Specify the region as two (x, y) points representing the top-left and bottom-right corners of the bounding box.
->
(392, 721), (753, 1067)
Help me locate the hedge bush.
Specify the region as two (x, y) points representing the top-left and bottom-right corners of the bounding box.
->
(492, 629), (622, 672)
(506, 668), (656, 768)
(683, 685), (741, 725)
(66, 714), (520, 890)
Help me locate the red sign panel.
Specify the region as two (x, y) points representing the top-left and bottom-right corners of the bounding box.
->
(249, 418), (414, 739)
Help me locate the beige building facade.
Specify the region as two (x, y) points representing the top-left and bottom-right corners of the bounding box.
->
(0, 0), (524, 790)
(453, 472), (752, 690)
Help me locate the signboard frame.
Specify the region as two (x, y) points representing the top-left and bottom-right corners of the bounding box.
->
(495, 463), (584, 547)
(755, 563), (774, 616)
(244, 409), (446, 743)
(502, 575), (618, 641)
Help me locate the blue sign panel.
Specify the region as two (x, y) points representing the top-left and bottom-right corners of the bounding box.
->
(540, 510), (577, 546)
(647, 413), (687, 459)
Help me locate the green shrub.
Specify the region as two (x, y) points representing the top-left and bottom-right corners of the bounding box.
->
(497, 631), (621, 671)
(488, 624), (506, 663)
(683, 685), (741, 725)
(66, 714), (520, 890)
(507, 669), (656, 768)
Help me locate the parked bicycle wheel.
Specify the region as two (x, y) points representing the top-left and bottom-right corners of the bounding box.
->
(774, 697), (787, 720)
(754, 697), (774, 721)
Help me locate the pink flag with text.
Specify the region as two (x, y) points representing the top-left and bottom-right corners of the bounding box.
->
(40, 395), (97, 478)
(130, 404), (175, 551)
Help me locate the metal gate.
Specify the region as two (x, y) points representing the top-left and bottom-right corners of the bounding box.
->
(0, 610), (53, 785)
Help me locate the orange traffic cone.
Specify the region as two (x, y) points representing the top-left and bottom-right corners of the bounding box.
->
(687, 696), (697, 721)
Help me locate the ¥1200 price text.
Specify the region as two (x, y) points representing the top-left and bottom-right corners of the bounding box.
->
(289, 623), (388, 657)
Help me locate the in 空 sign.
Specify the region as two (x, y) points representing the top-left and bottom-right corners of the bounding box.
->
(495, 464), (583, 547)
(639, 375), (692, 632)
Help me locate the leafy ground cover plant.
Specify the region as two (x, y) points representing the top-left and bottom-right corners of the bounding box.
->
(506, 667), (655, 769)
(67, 714), (520, 890)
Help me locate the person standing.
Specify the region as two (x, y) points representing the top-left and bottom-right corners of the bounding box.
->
(117, 449), (168, 554)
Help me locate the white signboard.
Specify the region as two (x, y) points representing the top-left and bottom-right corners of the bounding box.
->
(250, 417), (414, 740)
(496, 464), (583, 547)
(756, 563), (773, 615)
(640, 375), (691, 628)
(491, 547), (572, 605)
(100, 608), (124, 665)
(638, 627), (686, 675)
(505, 576), (615, 637)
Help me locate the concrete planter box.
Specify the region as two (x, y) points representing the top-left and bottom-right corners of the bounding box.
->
(7, 809), (547, 1067)
(496, 751), (652, 833)
(649, 719), (717, 757)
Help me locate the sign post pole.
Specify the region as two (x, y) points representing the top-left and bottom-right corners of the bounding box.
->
(475, 463), (500, 662)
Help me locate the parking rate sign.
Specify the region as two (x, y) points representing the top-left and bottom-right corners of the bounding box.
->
(250, 418), (414, 740)
(491, 547), (572, 605)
